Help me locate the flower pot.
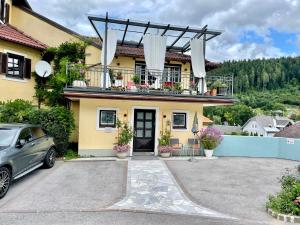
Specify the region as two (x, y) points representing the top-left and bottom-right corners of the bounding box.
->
(204, 91), (211, 96)
(217, 87), (227, 96)
(116, 152), (127, 159)
(210, 88), (217, 96)
(160, 152), (171, 158)
(204, 149), (214, 158)
(191, 90), (197, 95)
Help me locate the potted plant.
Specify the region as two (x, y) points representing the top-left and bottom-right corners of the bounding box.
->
(113, 119), (134, 159)
(158, 129), (173, 158)
(172, 82), (182, 94)
(132, 74), (140, 85)
(198, 127), (223, 158)
(115, 72), (123, 87)
(218, 83), (228, 96)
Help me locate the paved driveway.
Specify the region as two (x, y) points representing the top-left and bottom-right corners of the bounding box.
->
(166, 157), (299, 224)
(0, 161), (127, 212)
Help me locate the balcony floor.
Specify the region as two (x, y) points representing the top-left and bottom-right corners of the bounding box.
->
(63, 87), (235, 105)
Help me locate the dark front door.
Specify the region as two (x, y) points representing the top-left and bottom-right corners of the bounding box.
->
(133, 109), (156, 152)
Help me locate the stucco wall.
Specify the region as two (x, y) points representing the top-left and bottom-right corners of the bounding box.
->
(214, 135), (300, 161)
(0, 40), (41, 104)
(10, 6), (80, 47)
(76, 98), (203, 156)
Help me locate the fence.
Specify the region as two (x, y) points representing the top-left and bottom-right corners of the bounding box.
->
(214, 136), (300, 161)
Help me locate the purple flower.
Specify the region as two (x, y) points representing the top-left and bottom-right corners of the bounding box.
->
(113, 144), (130, 153)
(198, 127), (223, 150)
(158, 145), (173, 153)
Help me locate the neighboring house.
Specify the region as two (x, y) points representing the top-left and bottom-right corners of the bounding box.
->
(274, 123), (300, 139)
(63, 15), (235, 157)
(211, 125), (242, 135)
(242, 115), (293, 137)
(0, 0), (100, 103)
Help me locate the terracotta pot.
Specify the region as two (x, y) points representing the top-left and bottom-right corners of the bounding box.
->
(210, 88), (217, 96)
(160, 152), (171, 158)
(204, 149), (214, 158)
(116, 152), (128, 159)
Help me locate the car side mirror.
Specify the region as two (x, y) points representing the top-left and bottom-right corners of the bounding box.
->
(16, 139), (26, 148)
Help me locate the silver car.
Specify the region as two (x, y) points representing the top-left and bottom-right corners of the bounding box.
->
(0, 124), (56, 199)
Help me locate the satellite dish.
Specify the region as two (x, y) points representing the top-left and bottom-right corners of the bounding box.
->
(35, 61), (52, 78)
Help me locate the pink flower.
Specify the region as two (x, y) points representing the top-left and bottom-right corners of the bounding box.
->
(113, 144), (130, 153)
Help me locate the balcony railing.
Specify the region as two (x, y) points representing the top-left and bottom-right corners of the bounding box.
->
(65, 64), (233, 97)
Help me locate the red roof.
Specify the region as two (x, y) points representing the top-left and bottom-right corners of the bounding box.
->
(0, 24), (47, 50)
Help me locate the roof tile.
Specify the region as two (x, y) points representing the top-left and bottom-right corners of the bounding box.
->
(0, 24), (47, 50)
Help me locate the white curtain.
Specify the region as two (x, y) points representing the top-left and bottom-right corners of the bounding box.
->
(100, 29), (118, 88)
(143, 34), (167, 89)
(191, 37), (207, 93)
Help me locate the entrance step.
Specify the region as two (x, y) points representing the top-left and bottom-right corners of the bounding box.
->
(132, 154), (158, 160)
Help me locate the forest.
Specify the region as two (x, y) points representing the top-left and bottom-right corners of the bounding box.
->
(204, 56), (300, 126)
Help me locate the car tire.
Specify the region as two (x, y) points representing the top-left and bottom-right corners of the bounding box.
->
(43, 147), (56, 169)
(0, 167), (11, 199)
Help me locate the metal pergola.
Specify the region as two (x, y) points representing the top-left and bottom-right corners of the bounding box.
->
(88, 12), (222, 89)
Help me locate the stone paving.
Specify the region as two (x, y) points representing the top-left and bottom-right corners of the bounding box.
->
(110, 160), (233, 219)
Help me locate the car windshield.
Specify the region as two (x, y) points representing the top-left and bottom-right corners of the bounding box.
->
(0, 128), (17, 147)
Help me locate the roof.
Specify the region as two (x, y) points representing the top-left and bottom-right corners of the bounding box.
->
(274, 123), (300, 139)
(275, 116), (293, 127)
(12, 0), (32, 10)
(202, 116), (213, 125)
(84, 37), (219, 67)
(243, 115), (275, 129)
(0, 24), (47, 50)
(211, 125), (242, 134)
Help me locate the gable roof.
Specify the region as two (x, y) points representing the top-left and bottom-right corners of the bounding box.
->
(274, 123), (300, 139)
(243, 115), (275, 129)
(12, 0), (32, 10)
(0, 24), (47, 50)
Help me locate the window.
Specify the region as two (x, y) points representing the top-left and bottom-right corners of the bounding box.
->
(7, 53), (24, 79)
(172, 112), (187, 129)
(31, 127), (46, 140)
(99, 110), (116, 128)
(0, 0), (5, 21)
(18, 128), (33, 143)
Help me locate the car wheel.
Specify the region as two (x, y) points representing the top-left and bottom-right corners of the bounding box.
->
(0, 167), (11, 199)
(43, 147), (56, 169)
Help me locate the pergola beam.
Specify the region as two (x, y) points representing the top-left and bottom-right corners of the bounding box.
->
(121, 19), (129, 45)
(167, 26), (189, 51)
(161, 24), (170, 36)
(88, 17), (103, 42)
(88, 16), (221, 36)
(137, 21), (150, 47)
(182, 25), (207, 52)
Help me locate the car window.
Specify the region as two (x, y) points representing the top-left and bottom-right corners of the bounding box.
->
(31, 127), (46, 140)
(0, 128), (17, 146)
(18, 128), (33, 143)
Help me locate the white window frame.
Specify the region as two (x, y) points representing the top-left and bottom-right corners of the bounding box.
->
(96, 107), (118, 131)
(172, 110), (189, 131)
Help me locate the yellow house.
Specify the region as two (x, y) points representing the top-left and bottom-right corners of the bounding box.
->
(0, 1), (234, 156)
(63, 15), (235, 157)
(0, 0), (100, 103)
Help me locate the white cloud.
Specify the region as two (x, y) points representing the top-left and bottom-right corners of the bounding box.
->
(27, 0), (300, 61)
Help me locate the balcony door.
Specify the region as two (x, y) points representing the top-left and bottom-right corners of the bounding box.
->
(133, 109), (156, 152)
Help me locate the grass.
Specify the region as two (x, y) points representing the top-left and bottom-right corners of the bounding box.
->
(64, 149), (78, 160)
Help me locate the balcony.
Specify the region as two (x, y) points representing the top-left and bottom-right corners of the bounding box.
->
(64, 64), (234, 104)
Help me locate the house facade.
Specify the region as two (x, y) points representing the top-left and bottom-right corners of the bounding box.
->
(242, 115), (293, 137)
(0, 0), (100, 103)
(0, 1), (234, 157)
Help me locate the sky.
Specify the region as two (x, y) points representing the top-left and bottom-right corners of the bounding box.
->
(28, 0), (300, 62)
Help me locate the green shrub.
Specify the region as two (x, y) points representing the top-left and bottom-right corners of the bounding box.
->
(29, 106), (75, 156)
(267, 171), (300, 215)
(0, 99), (34, 123)
(64, 149), (78, 160)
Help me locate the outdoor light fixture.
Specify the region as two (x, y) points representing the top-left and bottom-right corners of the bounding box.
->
(117, 62), (120, 66)
(163, 115), (167, 118)
(123, 113), (127, 117)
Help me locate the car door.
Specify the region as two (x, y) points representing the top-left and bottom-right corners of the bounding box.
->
(30, 127), (49, 163)
(11, 128), (35, 175)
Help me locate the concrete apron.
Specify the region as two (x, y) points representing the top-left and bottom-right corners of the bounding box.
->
(109, 160), (234, 219)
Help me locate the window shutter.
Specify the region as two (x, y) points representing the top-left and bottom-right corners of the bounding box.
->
(0, 52), (8, 74)
(24, 58), (31, 79)
(4, 3), (9, 24)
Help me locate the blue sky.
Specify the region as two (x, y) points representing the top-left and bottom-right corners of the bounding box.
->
(28, 0), (300, 61)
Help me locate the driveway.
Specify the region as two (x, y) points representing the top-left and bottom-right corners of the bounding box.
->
(0, 161), (127, 212)
(166, 157), (299, 224)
